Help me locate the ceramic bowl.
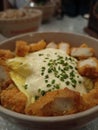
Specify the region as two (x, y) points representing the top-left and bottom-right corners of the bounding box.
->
(0, 9), (42, 37)
(31, 3), (55, 22)
(0, 32), (98, 130)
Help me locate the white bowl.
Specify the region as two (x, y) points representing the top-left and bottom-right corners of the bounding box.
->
(0, 32), (98, 130)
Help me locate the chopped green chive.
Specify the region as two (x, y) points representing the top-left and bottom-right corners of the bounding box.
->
(45, 80), (48, 83)
(41, 90), (46, 96)
(23, 84), (28, 89)
(48, 68), (52, 73)
(70, 78), (77, 84)
(51, 79), (55, 84)
(47, 84), (51, 87)
(35, 95), (39, 100)
(41, 72), (44, 75)
(70, 71), (75, 77)
(72, 84), (76, 88)
(38, 88), (41, 93)
(60, 77), (64, 81)
(45, 75), (49, 79)
(69, 65), (73, 69)
(79, 81), (82, 84)
(39, 52), (81, 91)
(39, 54), (43, 56)
(42, 67), (45, 70)
(54, 84), (60, 89)
(66, 81), (70, 85)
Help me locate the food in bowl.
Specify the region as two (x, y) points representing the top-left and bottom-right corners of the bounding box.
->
(0, 9), (42, 37)
(0, 9), (27, 19)
(0, 39), (98, 117)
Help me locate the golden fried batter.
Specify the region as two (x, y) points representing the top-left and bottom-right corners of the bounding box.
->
(15, 40), (30, 57)
(0, 49), (14, 60)
(83, 88), (98, 108)
(78, 57), (98, 78)
(29, 40), (47, 52)
(0, 79), (13, 90)
(71, 43), (95, 59)
(0, 84), (27, 113)
(25, 88), (84, 116)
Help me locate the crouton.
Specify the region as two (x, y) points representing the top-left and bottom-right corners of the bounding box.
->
(29, 40), (46, 52)
(15, 40), (29, 57)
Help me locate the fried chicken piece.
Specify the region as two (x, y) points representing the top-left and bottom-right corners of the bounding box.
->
(15, 40), (30, 57)
(78, 57), (98, 78)
(83, 88), (98, 108)
(46, 42), (57, 49)
(0, 49), (14, 60)
(58, 42), (70, 54)
(94, 79), (98, 89)
(0, 79), (13, 90)
(25, 88), (84, 116)
(29, 40), (47, 52)
(71, 44), (95, 59)
(0, 84), (27, 113)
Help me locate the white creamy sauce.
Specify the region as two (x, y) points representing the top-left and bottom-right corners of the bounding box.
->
(22, 48), (87, 98)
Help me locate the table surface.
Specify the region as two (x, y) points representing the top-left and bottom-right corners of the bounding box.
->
(0, 15), (98, 130)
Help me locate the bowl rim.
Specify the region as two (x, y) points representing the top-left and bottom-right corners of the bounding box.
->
(0, 31), (98, 44)
(0, 31), (98, 122)
(0, 105), (98, 122)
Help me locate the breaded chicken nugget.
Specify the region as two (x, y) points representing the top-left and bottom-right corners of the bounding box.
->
(83, 88), (98, 108)
(0, 49), (14, 60)
(58, 42), (70, 54)
(78, 57), (98, 78)
(25, 88), (83, 116)
(46, 42), (57, 49)
(0, 84), (27, 113)
(80, 43), (88, 47)
(71, 44), (95, 59)
(94, 78), (98, 89)
(29, 40), (46, 52)
(0, 79), (13, 90)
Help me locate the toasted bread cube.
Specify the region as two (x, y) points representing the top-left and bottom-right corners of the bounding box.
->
(15, 40), (29, 57)
(80, 43), (88, 47)
(29, 40), (46, 52)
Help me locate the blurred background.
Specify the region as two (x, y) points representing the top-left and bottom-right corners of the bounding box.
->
(0, 0), (98, 39)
